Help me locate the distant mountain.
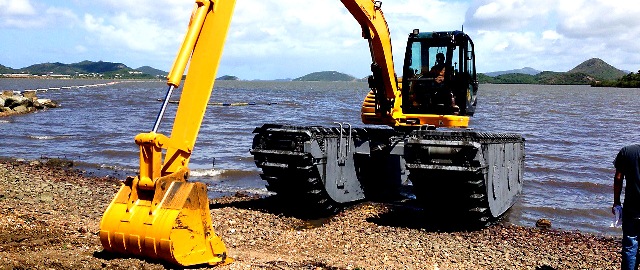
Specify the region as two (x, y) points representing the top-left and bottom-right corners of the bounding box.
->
(293, 71), (357, 82)
(0, 60), (166, 79)
(484, 67), (540, 77)
(19, 60), (131, 75)
(568, 58), (626, 81)
(535, 71), (595, 85)
(136, 66), (167, 77)
(592, 69), (640, 88)
(0, 64), (14, 74)
(21, 62), (83, 75)
(71, 60), (128, 73)
(216, 75), (239, 81)
(479, 58), (627, 85)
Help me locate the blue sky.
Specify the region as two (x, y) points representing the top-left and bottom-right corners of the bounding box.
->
(1, 0), (638, 80)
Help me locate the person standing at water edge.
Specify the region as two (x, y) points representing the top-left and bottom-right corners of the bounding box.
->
(613, 144), (640, 270)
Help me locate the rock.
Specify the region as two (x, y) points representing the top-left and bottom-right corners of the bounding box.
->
(37, 99), (58, 108)
(0, 91), (59, 117)
(29, 160), (42, 166)
(536, 218), (552, 229)
(1, 90), (14, 97)
(45, 158), (73, 168)
(22, 90), (37, 99)
(39, 192), (54, 203)
(12, 105), (28, 113)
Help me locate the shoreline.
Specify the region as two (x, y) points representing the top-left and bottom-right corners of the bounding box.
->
(0, 157), (621, 269)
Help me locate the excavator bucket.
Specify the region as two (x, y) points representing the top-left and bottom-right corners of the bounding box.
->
(99, 167), (231, 266)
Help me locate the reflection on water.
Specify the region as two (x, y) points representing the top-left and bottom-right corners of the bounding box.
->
(1, 78), (639, 235)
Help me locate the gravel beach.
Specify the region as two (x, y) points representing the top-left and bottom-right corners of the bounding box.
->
(0, 158), (621, 269)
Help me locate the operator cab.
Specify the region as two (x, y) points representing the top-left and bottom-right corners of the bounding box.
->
(402, 30), (477, 116)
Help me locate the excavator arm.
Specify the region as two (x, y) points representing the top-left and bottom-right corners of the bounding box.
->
(99, 0), (236, 266)
(100, 0), (475, 267)
(340, 0), (399, 112)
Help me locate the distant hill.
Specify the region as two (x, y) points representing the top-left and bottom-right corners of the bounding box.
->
(20, 61), (130, 75)
(0, 64), (14, 74)
(0, 60), (163, 79)
(216, 75), (239, 81)
(568, 58), (626, 81)
(484, 67), (540, 77)
(71, 60), (128, 73)
(293, 71), (357, 82)
(479, 71), (594, 85)
(479, 58), (626, 85)
(592, 69), (640, 88)
(136, 66), (167, 77)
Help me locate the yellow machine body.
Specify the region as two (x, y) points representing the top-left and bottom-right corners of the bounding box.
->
(99, 0), (236, 266)
(341, 0), (472, 129)
(101, 0), (474, 266)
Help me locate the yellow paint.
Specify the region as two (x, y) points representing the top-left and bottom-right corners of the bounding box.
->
(100, 0), (236, 266)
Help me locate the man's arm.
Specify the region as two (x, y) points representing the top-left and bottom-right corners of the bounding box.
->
(613, 170), (624, 214)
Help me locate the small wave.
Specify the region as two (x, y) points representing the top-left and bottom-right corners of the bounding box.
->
(0, 120), (10, 124)
(190, 168), (224, 177)
(208, 186), (273, 197)
(98, 163), (138, 173)
(28, 135), (73, 140)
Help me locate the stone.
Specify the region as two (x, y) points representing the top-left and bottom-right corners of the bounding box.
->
(22, 90), (37, 99)
(12, 105), (28, 113)
(536, 218), (552, 229)
(39, 192), (54, 203)
(29, 160), (42, 166)
(37, 99), (58, 108)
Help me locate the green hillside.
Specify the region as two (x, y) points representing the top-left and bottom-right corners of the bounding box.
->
(0, 64), (14, 74)
(1, 61), (161, 79)
(216, 75), (239, 80)
(293, 71), (357, 82)
(568, 58), (626, 81)
(479, 58), (625, 85)
(71, 60), (128, 73)
(136, 66), (168, 77)
(21, 62), (83, 75)
(592, 70), (640, 88)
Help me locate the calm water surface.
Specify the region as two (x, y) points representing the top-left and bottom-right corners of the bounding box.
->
(1, 78), (638, 236)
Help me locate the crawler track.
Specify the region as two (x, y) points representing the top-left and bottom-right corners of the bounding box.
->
(251, 124), (524, 224)
(404, 131), (524, 225)
(251, 125), (342, 216)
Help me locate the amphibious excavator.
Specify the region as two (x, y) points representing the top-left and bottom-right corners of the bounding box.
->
(98, 0), (523, 267)
(250, 1), (524, 224)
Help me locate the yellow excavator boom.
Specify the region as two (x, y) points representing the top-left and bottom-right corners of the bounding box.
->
(99, 0), (236, 266)
(100, 0), (472, 267)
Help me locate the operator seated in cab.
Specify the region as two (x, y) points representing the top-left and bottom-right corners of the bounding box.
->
(413, 52), (460, 115)
(429, 52), (447, 84)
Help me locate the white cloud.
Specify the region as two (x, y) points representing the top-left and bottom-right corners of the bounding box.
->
(0, 0), (36, 27)
(0, 0), (35, 15)
(83, 13), (174, 54)
(0, 1), (78, 28)
(541, 30), (561, 41)
(2, 0), (639, 77)
(466, 0), (554, 31)
(557, 0), (640, 38)
(462, 0), (640, 72)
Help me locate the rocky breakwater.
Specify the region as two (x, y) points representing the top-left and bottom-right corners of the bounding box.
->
(0, 90), (58, 117)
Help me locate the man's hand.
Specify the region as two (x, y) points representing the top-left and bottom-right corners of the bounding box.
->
(614, 170), (623, 214)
